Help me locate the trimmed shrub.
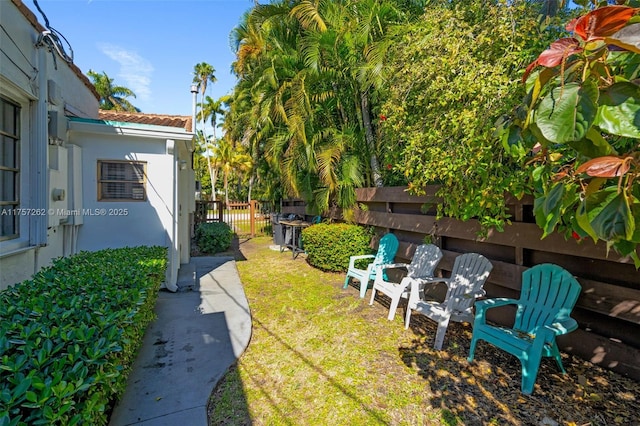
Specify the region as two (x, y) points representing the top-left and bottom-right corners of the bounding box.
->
(0, 246), (167, 426)
(195, 222), (234, 254)
(301, 223), (372, 272)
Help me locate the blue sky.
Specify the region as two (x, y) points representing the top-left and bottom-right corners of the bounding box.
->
(33, 0), (254, 116)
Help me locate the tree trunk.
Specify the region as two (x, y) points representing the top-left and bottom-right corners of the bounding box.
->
(208, 160), (217, 201)
(360, 91), (383, 187)
(247, 174), (254, 203)
(224, 171), (230, 209)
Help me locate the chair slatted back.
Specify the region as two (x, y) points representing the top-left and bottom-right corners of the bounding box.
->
(444, 253), (493, 312)
(406, 244), (442, 278)
(515, 264), (582, 333)
(373, 233), (399, 267)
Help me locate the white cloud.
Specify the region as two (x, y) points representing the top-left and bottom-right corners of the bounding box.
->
(98, 43), (154, 101)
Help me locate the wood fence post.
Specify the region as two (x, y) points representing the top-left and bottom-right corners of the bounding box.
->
(250, 200), (256, 237)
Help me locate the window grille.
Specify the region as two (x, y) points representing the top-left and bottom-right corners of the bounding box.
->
(98, 160), (146, 201)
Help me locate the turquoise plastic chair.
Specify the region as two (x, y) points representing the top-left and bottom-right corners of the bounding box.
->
(344, 233), (399, 298)
(467, 263), (582, 394)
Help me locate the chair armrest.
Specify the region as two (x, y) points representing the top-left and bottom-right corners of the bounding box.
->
(545, 317), (578, 336)
(407, 277), (451, 308)
(448, 288), (486, 305)
(473, 298), (518, 324)
(413, 276), (451, 287)
(377, 262), (409, 272)
(348, 254), (375, 269)
(373, 263), (409, 284)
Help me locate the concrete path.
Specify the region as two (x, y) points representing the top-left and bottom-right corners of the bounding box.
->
(109, 257), (252, 426)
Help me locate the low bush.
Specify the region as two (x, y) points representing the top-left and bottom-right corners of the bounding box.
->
(0, 246), (167, 426)
(301, 223), (372, 272)
(195, 222), (234, 254)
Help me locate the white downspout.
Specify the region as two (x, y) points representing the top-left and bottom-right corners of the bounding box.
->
(31, 47), (49, 274)
(164, 139), (179, 292)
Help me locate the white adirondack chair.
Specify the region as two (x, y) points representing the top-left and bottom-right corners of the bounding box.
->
(405, 252), (493, 350)
(369, 244), (443, 321)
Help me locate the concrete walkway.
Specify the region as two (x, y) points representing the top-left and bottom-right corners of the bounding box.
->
(109, 257), (252, 426)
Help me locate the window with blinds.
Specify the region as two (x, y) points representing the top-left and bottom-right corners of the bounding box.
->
(98, 160), (147, 201)
(0, 97), (20, 240)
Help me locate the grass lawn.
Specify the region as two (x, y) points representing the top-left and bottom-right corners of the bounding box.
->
(208, 236), (640, 425)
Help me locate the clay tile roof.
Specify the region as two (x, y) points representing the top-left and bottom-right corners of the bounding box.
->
(98, 110), (193, 132)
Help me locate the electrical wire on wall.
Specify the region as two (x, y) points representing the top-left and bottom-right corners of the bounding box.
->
(33, 0), (74, 69)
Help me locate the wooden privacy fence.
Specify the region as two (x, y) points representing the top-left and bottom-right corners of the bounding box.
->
(281, 186), (640, 381)
(195, 200), (274, 237)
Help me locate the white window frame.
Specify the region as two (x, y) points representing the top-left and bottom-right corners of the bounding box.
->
(0, 81), (34, 254)
(0, 96), (21, 241)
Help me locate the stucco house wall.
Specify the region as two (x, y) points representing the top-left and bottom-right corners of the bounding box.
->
(1, 0), (194, 290)
(0, 0), (99, 288)
(68, 118), (194, 290)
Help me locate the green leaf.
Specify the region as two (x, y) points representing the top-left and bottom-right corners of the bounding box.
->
(575, 199), (598, 243)
(591, 191), (635, 241)
(568, 127), (617, 158)
(594, 82), (640, 138)
(11, 378), (31, 401)
(606, 23), (640, 54)
(534, 183), (565, 237)
(535, 81), (599, 143)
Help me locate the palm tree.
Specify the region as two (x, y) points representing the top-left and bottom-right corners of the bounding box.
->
(225, 0), (424, 210)
(215, 136), (253, 208)
(192, 62), (217, 100)
(192, 62), (218, 197)
(87, 70), (138, 112)
(197, 96), (225, 142)
(195, 130), (219, 200)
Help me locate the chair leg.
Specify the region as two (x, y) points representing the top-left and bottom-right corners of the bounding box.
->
(404, 306), (412, 329)
(433, 318), (451, 350)
(467, 335), (479, 362)
(343, 275), (351, 289)
(549, 341), (567, 374)
(521, 356), (542, 395)
(369, 287), (377, 306)
(359, 279), (370, 298)
(387, 293), (401, 321)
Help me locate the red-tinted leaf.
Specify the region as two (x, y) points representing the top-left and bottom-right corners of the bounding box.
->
(538, 38), (583, 67)
(566, 17), (578, 33)
(573, 6), (637, 42)
(576, 156), (633, 177)
(522, 38), (582, 83)
(522, 59), (539, 83)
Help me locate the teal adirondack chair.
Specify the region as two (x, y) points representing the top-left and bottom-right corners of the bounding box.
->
(344, 233), (399, 299)
(467, 263), (582, 394)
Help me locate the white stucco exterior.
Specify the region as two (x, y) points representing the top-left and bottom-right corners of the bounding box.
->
(68, 119), (194, 290)
(0, 0), (194, 290)
(1, 0), (98, 287)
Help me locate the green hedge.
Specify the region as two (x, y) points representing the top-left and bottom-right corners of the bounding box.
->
(301, 223), (372, 272)
(0, 246), (167, 426)
(195, 222), (234, 254)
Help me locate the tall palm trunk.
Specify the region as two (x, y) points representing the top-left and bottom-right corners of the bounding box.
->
(208, 160), (217, 201)
(360, 91), (383, 187)
(224, 171), (230, 209)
